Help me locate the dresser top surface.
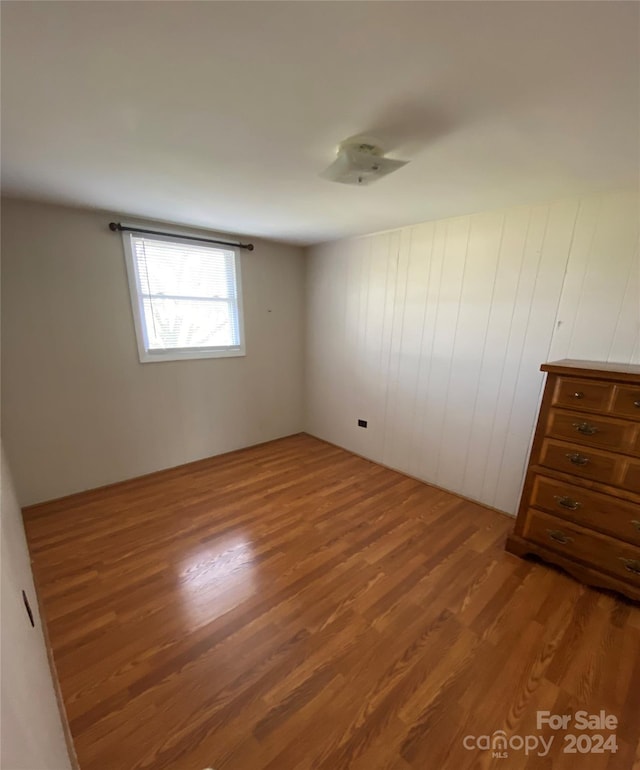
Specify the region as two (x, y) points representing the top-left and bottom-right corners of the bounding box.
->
(542, 359), (640, 382)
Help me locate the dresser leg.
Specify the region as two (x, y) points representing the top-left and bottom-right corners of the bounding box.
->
(505, 533), (531, 557)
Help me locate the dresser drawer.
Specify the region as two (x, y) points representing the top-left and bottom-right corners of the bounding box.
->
(522, 509), (640, 586)
(545, 408), (630, 453)
(621, 458), (640, 495)
(530, 474), (640, 546)
(610, 385), (640, 421)
(538, 438), (619, 485)
(552, 377), (612, 412)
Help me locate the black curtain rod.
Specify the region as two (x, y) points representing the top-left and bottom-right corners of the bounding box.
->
(109, 222), (254, 251)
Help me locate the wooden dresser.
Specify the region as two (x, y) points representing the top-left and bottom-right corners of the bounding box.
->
(506, 359), (640, 601)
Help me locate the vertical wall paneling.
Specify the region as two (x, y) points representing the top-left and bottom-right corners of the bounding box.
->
(383, 226), (419, 472)
(548, 191), (640, 363)
(408, 221), (445, 481)
(492, 199), (579, 512)
(608, 249), (640, 363)
(305, 190), (639, 514)
(434, 211), (502, 497)
(476, 204), (538, 507)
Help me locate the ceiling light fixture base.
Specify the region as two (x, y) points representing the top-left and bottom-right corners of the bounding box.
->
(320, 139), (408, 186)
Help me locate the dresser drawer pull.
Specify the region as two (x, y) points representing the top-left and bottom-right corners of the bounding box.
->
(572, 391), (585, 400)
(634, 400), (640, 409)
(565, 452), (590, 466)
(572, 421), (599, 436)
(619, 558), (640, 576)
(553, 495), (582, 510)
(547, 529), (574, 545)
(631, 520), (640, 532)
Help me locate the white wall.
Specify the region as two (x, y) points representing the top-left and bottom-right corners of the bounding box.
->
(305, 190), (639, 515)
(1, 447), (74, 769)
(2, 199), (306, 506)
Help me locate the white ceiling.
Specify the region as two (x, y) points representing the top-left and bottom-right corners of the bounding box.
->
(2, 1), (638, 245)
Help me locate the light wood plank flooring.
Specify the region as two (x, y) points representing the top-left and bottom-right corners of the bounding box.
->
(24, 434), (640, 769)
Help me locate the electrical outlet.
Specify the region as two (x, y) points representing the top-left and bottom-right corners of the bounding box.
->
(358, 419), (368, 428)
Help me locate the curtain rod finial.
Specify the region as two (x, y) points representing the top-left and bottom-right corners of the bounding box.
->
(109, 222), (120, 232)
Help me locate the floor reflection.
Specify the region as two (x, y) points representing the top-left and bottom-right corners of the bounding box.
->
(177, 535), (256, 630)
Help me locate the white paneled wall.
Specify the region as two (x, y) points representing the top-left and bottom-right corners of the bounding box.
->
(548, 193), (640, 362)
(305, 190), (639, 515)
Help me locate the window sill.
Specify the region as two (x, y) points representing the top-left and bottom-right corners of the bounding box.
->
(138, 346), (246, 363)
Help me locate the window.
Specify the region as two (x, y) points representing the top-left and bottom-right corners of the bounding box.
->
(123, 232), (245, 362)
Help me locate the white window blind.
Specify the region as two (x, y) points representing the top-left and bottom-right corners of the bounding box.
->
(123, 232), (245, 362)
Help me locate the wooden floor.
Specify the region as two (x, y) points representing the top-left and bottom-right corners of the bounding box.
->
(25, 434), (640, 770)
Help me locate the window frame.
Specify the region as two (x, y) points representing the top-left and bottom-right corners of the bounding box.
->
(122, 230), (246, 363)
